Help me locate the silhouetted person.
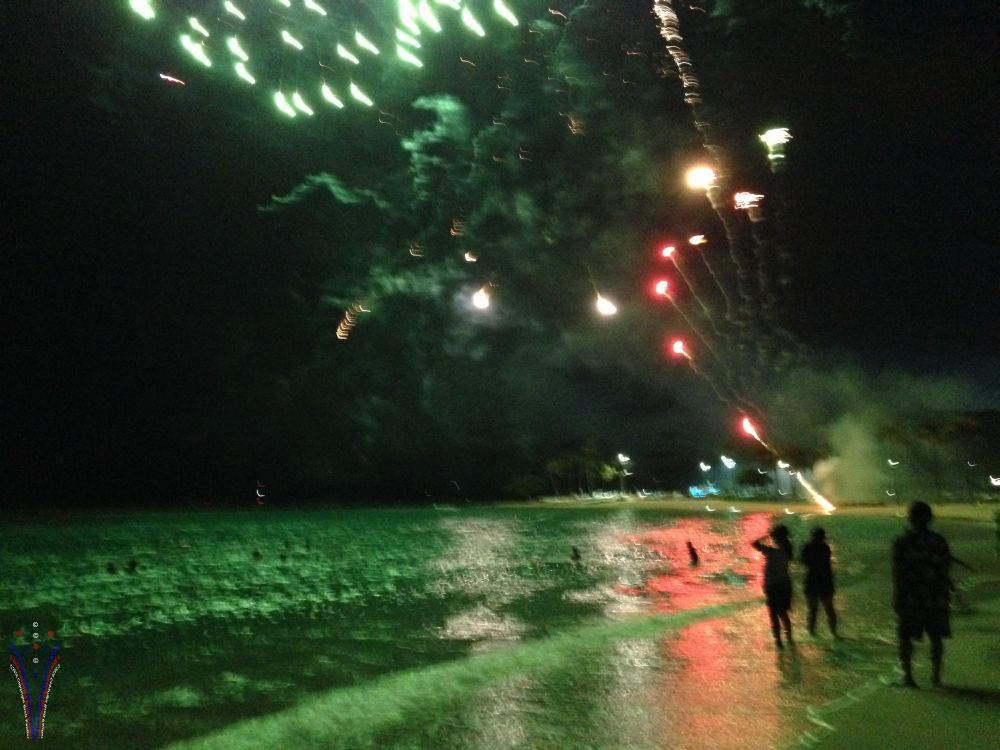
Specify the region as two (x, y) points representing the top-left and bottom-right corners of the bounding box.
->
(252, 549), (263, 562)
(752, 524), (794, 649)
(106, 562), (118, 575)
(893, 501), (951, 687)
(571, 547), (582, 564)
(686, 541), (700, 567)
(800, 528), (838, 637)
(124, 558), (138, 574)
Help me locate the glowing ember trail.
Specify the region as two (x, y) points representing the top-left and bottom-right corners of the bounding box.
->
(734, 192), (764, 210)
(658, 241), (719, 335)
(668, 339), (730, 405)
(124, 0), (524, 122)
(738, 418), (831, 512)
(794, 473), (836, 514)
(740, 416), (775, 454)
(741, 417), (761, 441)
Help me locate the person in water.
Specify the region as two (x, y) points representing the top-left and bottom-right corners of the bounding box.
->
(800, 528), (838, 638)
(752, 524), (794, 649)
(686, 541), (700, 567)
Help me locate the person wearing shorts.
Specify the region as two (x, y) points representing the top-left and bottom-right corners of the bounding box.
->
(892, 501), (951, 687)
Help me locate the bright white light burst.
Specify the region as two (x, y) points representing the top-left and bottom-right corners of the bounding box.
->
(759, 128), (792, 148)
(472, 286), (490, 309)
(734, 192), (764, 209)
(686, 166), (717, 190)
(595, 294), (617, 316)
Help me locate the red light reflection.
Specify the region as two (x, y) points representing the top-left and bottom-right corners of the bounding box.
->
(616, 513), (788, 748)
(618, 514), (772, 613)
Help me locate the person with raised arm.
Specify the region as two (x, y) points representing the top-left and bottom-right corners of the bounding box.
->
(752, 524), (794, 649)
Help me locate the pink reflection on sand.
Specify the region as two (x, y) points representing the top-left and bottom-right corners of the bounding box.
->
(655, 615), (786, 748)
(617, 513), (773, 612)
(617, 514), (791, 748)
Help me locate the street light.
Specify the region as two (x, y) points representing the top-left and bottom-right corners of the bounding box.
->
(720, 455), (736, 497)
(618, 453), (632, 496)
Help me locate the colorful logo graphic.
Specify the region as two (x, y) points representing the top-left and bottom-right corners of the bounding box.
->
(9, 623), (61, 739)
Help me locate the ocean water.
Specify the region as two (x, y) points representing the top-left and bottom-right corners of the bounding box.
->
(2, 505), (990, 748)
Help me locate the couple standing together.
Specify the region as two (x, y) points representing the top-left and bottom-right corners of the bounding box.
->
(752, 525), (838, 649)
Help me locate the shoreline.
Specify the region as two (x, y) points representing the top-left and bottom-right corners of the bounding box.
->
(5, 498), (996, 525)
(492, 497), (999, 522)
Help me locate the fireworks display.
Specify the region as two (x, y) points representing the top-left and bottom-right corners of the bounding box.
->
(759, 127), (792, 172)
(106, 1), (996, 509)
(130, 0), (525, 118)
(121, 0), (817, 504)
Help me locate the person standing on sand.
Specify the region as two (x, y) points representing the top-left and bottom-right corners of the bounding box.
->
(893, 501), (951, 687)
(800, 528), (838, 638)
(752, 525), (794, 649)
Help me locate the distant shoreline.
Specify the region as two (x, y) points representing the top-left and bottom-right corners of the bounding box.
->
(5, 498), (995, 525)
(492, 497), (998, 522)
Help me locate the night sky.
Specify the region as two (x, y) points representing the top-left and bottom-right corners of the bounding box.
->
(6, 1), (997, 508)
